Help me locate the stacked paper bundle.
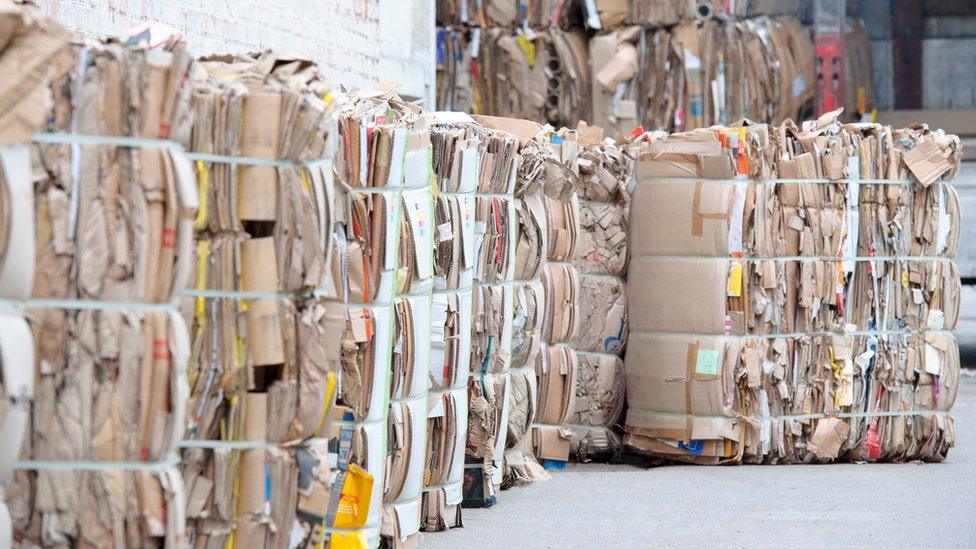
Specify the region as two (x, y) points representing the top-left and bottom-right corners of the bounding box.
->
(531, 128), (585, 465)
(563, 131), (634, 461)
(462, 117), (519, 507)
(436, 1), (809, 30)
(381, 105), (435, 548)
(327, 87), (428, 547)
(178, 52), (337, 548)
(8, 31), (198, 547)
(420, 114), (480, 531)
(590, 17), (816, 138)
(494, 117), (550, 487)
(625, 112), (963, 464)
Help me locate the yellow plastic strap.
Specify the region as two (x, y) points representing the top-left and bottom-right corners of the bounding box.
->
(300, 167), (314, 194)
(194, 161), (209, 230)
(234, 334), (245, 370)
(314, 372), (338, 438)
(516, 33), (536, 66)
(332, 464), (373, 530)
(194, 240), (210, 323)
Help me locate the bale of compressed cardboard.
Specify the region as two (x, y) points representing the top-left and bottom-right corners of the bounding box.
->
(624, 119), (962, 464)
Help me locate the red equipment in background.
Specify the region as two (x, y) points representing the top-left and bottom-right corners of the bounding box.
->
(815, 0), (846, 115)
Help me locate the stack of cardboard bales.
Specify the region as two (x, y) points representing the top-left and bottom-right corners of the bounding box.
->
(0, 13), (73, 539)
(625, 113), (963, 464)
(179, 51), (337, 548)
(421, 113), (480, 531)
(329, 89), (429, 546)
(589, 16), (816, 137)
(436, 1), (830, 134)
(842, 19), (873, 121)
(563, 128), (634, 461)
(382, 99), (435, 547)
(532, 128), (586, 465)
(485, 117), (550, 487)
(462, 118), (519, 507)
(8, 29), (198, 547)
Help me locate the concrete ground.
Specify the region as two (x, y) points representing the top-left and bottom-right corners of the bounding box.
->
(422, 375), (976, 549)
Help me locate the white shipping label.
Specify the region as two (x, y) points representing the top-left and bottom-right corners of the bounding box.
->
(728, 181), (748, 254)
(403, 188), (434, 280)
(924, 343), (943, 376)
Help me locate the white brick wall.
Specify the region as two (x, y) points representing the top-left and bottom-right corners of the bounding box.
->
(377, 0), (435, 103)
(37, 0), (435, 102)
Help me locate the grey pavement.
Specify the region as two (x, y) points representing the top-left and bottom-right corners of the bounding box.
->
(421, 375), (976, 549)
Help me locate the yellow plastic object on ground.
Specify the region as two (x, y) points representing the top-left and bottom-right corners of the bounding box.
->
(333, 463), (373, 529)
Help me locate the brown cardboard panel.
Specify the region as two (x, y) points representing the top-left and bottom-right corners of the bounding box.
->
(535, 425), (571, 461)
(239, 165), (278, 221)
(624, 332), (731, 421)
(630, 177), (732, 258)
(627, 258), (728, 334)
